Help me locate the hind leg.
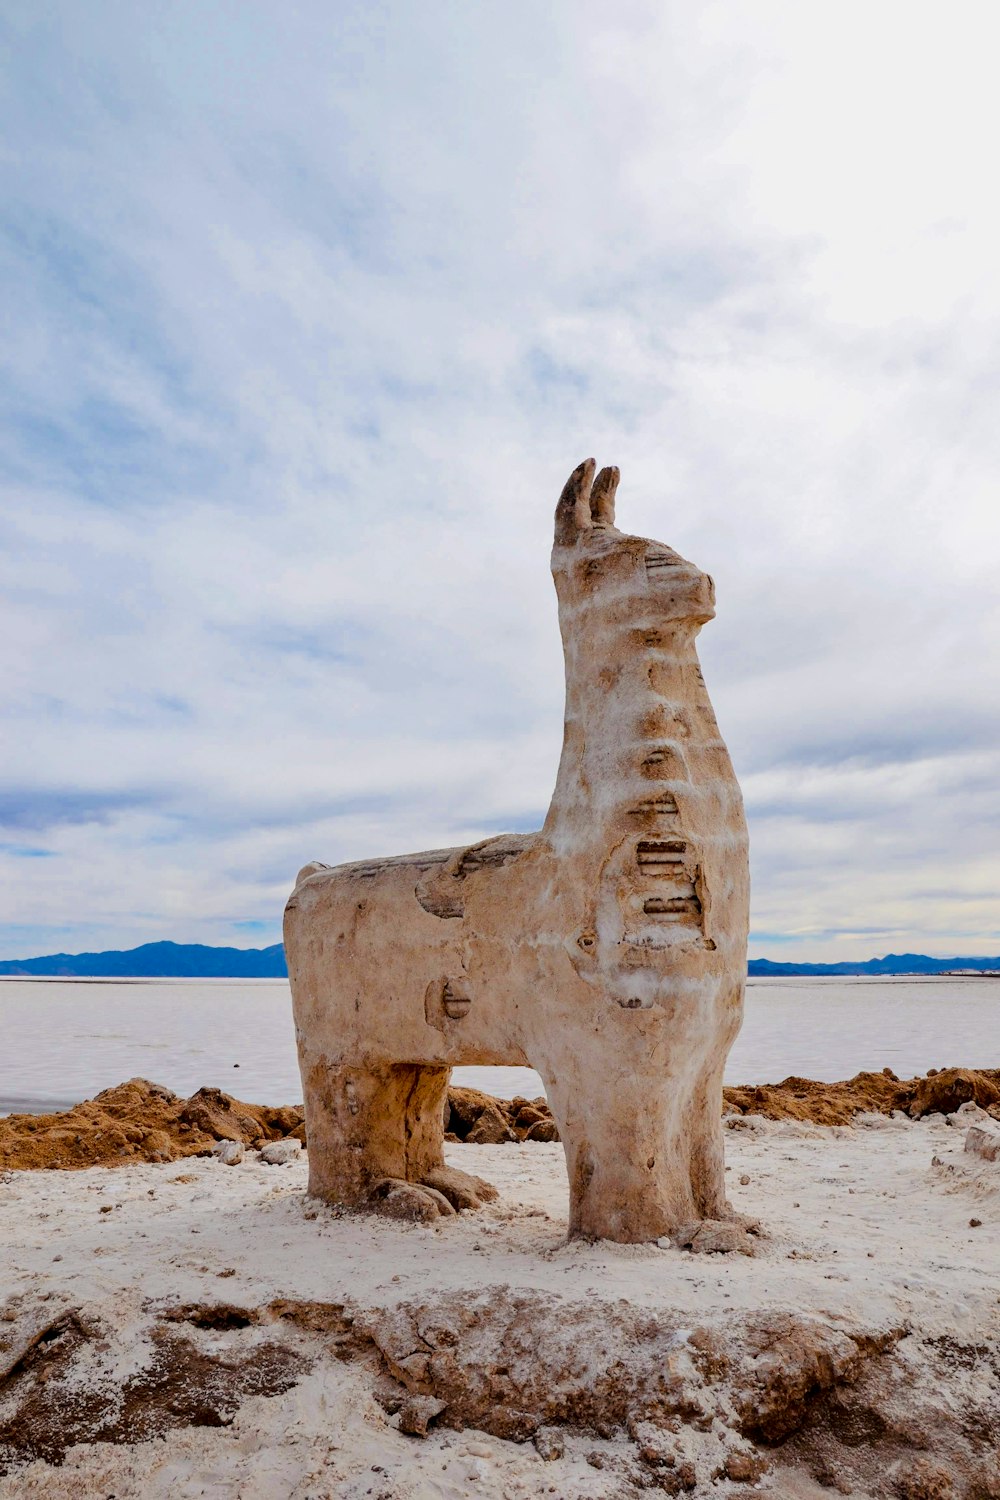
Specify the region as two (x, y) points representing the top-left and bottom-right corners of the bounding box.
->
(684, 1053), (760, 1244)
(300, 1061), (495, 1221)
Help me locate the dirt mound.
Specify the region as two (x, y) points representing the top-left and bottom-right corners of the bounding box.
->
(449, 1068), (1000, 1138)
(723, 1067), (1000, 1126)
(354, 1290), (907, 1452)
(7, 1292), (992, 1497)
(4, 1067), (1000, 1172)
(0, 1078), (304, 1172)
(446, 1088), (557, 1143)
(0, 1305), (308, 1474)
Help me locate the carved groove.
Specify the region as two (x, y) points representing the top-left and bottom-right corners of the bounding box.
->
(458, 836), (530, 875)
(628, 793), (679, 818)
(636, 840), (686, 872)
(643, 894), (701, 920)
(415, 834), (531, 920)
(442, 980), (472, 1020)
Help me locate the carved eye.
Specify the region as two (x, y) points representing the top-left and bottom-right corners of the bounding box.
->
(577, 931), (597, 951)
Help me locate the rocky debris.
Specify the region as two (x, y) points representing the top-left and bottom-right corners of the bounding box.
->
(0, 1309), (87, 1385)
(0, 1078), (305, 1172)
(673, 1220), (758, 1255)
(1, 1289), (996, 1495)
(736, 1312), (900, 1443)
(533, 1425), (565, 1460)
(779, 1331), (1000, 1500)
(397, 1394), (446, 1436)
(0, 1305), (308, 1474)
(725, 1067), (1000, 1126)
(722, 1448), (768, 1482)
(450, 1070), (1000, 1141)
(445, 1088), (544, 1143)
(947, 1099), (996, 1128)
(889, 1457), (959, 1499)
(445, 1087), (517, 1144)
(260, 1139), (302, 1166)
(353, 1287), (904, 1465)
(905, 1068), (1000, 1119)
(211, 1140), (245, 1166)
(964, 1124), (1000, 1162)
(5, 1066), (1000, 1176)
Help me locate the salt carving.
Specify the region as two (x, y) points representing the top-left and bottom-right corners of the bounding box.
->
(284, 460), (750, 1242)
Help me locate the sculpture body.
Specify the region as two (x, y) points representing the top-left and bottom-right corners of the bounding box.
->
(284, 460), (750, 1242)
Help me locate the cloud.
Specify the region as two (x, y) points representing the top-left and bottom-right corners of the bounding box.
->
(1, 0), (999, 960)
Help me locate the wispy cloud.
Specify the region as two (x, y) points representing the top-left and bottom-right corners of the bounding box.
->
(1, 1), (998, 960)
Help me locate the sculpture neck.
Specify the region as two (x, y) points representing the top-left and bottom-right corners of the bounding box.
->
(543, 616), (711, 844)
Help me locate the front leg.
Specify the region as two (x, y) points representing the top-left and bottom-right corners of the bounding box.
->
(299, 1060), (497, 1220)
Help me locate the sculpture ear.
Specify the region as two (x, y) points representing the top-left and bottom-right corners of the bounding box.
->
(554, 458), (595, 546)
(590, 465), (619, 526)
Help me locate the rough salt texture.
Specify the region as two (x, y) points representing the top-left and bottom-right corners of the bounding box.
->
(0, 1119), (997, 1497)
(284, 459), (751, 1242)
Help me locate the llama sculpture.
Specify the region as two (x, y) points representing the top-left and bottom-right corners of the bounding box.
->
(284, 459), (750, 1243)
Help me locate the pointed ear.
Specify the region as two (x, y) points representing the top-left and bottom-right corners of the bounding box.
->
(554, 458), (595, 546)
(590, 465), (619, 526)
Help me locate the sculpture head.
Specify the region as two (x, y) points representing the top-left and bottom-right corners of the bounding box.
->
(551, 458), (715, 629)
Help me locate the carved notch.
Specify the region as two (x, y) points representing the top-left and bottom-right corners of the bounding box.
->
(424, 977), (472, 1031)
(636, 839), (686, 872)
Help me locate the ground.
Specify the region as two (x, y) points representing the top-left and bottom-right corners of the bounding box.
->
(1, 1112), (998, 1498)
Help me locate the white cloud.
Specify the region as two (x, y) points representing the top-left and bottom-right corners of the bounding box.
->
(1, 0), (998, 960)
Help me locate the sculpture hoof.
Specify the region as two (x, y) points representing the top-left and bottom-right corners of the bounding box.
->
(719, 1206), (763, 1237)
(672, 1219), (759, 1256)
(422, 1165), (499, 1211)
(369, 1179), (456, 1223)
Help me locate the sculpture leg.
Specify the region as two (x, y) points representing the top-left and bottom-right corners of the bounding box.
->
(687, 1054), (759, 1234)
(686, 1060), (732, 1220)
(299, 1060), (495, 1220)
(545, 1052), (747, 1244)
(540, 1066), (694, 1242)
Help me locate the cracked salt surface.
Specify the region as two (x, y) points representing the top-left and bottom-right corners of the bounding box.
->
(0, 1117), (998, 1498)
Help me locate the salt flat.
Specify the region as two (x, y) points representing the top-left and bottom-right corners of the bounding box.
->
(1, 1114), (998, 1498)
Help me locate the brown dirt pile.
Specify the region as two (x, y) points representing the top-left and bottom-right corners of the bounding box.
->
(3, 1067), (999, 1171)
(0, 1078), (304, 1172)
(446, 1068), (1000, 1139)
(723, 1066), (1000, 1126)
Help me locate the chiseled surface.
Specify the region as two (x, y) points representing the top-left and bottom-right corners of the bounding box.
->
(284, 460), (750, 1241)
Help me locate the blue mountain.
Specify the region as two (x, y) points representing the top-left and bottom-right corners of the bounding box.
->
(0, 942), (997, 979)
(747, 953), (1000, 977)
(0, 940), (288, 978)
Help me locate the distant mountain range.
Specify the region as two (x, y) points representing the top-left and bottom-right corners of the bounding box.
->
(747, 954), (1000, 977)
(0, 940), (288, 978)
(0, 941), (997, 979)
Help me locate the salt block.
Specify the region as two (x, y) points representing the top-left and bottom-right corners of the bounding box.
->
(212, 1140), (245, 1166)
(260, 1139), (302, 1166)
(965, 1125), (1000, 1162)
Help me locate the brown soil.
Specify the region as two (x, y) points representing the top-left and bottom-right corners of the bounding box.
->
(0, 1078), (304, 1172)
(447, 1067), (1000, 1138)
(2, 1067), (999, 1172)
(0, 1307), (308, 1474)
(722, 1066), (1000, 1127)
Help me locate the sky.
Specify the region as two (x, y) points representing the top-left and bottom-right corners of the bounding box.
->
(2, 0), (999, 964)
